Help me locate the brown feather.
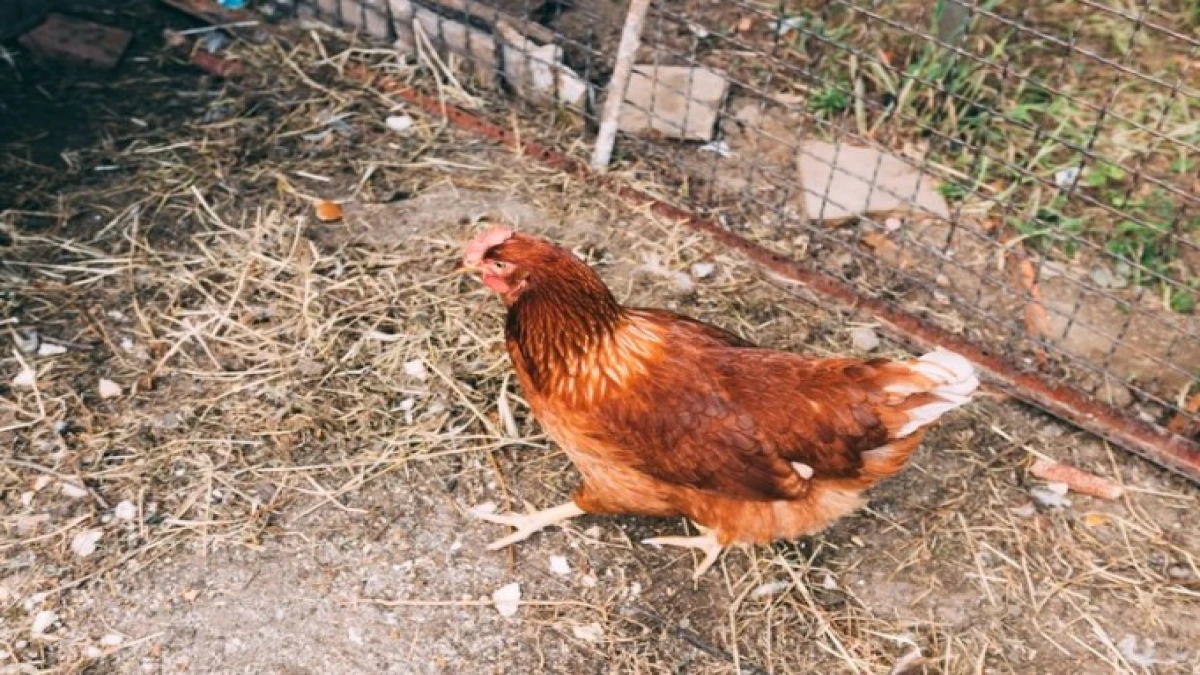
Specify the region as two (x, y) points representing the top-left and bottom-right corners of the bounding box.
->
(477, 231), (974, 546)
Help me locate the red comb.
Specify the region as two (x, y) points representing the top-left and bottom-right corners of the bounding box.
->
(463, 225), (515, 266)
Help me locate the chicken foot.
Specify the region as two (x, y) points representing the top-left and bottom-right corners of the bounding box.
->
(643, 525), (725, 580)
(470, 501), (585, 550)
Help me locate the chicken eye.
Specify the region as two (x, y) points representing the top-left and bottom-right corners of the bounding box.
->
(492, 261), (509, 271)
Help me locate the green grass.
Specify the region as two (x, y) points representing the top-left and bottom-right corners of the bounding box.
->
(771, 0), (1198, 314)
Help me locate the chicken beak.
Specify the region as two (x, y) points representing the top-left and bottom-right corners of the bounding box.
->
(454, 260), (480, 276)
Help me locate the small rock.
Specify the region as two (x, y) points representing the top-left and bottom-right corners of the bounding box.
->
(548, 555), (571, 576)
(14, 330), (39, 354)
(37, 342), (67, 357)
(385, 115), (414, 134)
(849, 325), (880, 352)
(31, 610), (58, 637)
(403, 359), (428, 380)
(1054, 166), (1081, 188)
(690, 262), (716, 279)
(15, 514), (49, 535)
(60, 482), (89, 499)
(583, 525), (601, 539)
(1030, 484), (1072, 509)
(347, 627), (364, 645)
(773, 15), (806, 36)
(100, 633), (124, 647)
(935, 274), (950, 287)
(71, 529), (103, 557)
(12, 368), (37, 389)
(884, 217), (903, 232)
(84, 645), (104, 659)
(571, 622), (604, 643)
(580, 573), (597, 588)
(153, 412), (184, 429)
(699, 140), (733, 158)
(98, 378), (122, 399)
(114, 500), (138, 521)
(469, 502), (497, 517)
(821, 573), (838, 590)
(1167, 565), (1193, 580)
(1014, 503), (1036, 518)
(492, 583), (521, 617)
(750, 581), (790, 598)
(201, 30), (230, 53)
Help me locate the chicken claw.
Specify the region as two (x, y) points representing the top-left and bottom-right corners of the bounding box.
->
(643, 527), (725, 580)
(470, 501), (585, 551)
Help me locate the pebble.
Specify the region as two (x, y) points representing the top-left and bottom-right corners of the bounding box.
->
(850, 325), (880, 351)
(492, 583), (521, 617)
(71, 529), (103, 557)
(385, 115), (415, 134)
(100, 634), (124, 647)
(37, 343), (67, 357)
(12, 368), (36, 389)
(750, 581), (790, 598)
(14, 330), (39, 353)
(1167, 565), (1193, 580)
(571, 622), (604, 643)
(548, 555), (571, 576)
(1030, 484), (1072, 509)
(99, 378), (122, 399)
(31, 610), (58, 637)
(60, 482), (89, 499)
(403, 359), (428, 380)
(114, 500), (138, 521)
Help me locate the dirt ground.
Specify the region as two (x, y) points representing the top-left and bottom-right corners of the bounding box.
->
(2, 7), (1199, 675)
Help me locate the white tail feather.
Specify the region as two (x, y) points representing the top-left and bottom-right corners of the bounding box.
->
(895, 349), (980, 437)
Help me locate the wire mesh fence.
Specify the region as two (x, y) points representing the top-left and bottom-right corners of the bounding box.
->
(283, 0), (1200, 456)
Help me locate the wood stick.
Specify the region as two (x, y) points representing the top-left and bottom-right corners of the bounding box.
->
(591, 0), (651, 171)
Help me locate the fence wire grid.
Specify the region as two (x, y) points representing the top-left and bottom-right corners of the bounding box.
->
(284, 0), (1200, 448)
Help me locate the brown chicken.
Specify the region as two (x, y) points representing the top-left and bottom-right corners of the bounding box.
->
(462, 225), (978, 578)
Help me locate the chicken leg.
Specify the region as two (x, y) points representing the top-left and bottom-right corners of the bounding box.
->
(471, 501), (584, 550)
(643, 525), (725, 580)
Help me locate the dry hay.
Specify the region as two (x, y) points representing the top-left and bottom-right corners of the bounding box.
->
(1, 18), (1198, 675)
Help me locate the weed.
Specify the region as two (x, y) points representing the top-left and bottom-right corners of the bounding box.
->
(809, 84), (850, 117)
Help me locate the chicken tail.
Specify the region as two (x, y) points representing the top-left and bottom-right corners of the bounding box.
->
(885, 348), (979, 438)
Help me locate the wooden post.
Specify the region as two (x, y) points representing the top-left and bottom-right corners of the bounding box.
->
(590, 0), (652, 172)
